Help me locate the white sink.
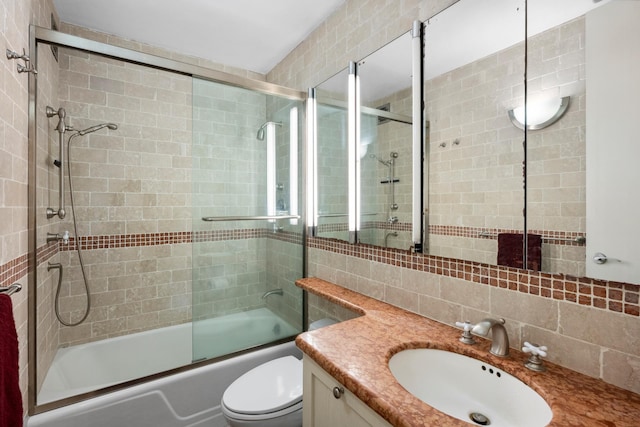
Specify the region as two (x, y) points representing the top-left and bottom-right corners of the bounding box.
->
(388, 349), (552, 426)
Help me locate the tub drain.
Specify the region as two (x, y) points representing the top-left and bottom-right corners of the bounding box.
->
(469, 412), (491, 426)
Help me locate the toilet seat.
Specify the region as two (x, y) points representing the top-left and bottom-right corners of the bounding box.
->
(221, 356), (302, 420)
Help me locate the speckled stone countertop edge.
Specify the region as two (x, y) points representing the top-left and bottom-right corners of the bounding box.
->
(295, 277), (640, 427)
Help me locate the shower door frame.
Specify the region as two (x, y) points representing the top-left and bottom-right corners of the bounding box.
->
(27, 24), (308, 415)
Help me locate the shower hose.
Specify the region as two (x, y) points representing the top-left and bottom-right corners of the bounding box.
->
(52, 132), (92, 327)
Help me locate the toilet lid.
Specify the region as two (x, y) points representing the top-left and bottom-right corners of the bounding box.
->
(222, 356), (303, 415)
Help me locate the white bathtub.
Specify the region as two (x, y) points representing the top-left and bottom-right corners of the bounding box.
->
(29, 308), (301, 427)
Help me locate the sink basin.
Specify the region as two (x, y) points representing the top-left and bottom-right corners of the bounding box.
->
(389, 349), (552, 426)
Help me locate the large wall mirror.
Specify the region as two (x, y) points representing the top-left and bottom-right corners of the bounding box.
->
(424, 0), (526, 266)
(357, 30), (416, 249)
(310, 0), (639, 287)
(310, 24), (424, 250)
(526, 0), (639, 285)
(314, 67), (350, 242)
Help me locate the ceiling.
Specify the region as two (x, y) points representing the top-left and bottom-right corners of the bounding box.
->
(52, 0), (346, 75)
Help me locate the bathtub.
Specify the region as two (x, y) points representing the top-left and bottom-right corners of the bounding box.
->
(28, 308), (301, 427)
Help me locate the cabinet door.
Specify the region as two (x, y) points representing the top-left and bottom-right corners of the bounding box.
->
(303, 356), (391, 427)
(585, 1), (640, 284)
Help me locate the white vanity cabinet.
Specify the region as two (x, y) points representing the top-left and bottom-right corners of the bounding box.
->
(303, 356), (392, 427)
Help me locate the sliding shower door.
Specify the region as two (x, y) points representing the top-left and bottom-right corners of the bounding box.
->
(30, 26), (306, 411)
(191, 78), (304, 361)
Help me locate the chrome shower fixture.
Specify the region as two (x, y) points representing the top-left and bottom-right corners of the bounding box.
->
(256, 121), (282, 140)
(46, 106), (70, 219)
(77, 123), (118, 136)
(46, 106), (70, 133)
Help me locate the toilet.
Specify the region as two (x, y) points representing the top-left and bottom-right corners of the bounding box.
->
(221, 319), (337, 427)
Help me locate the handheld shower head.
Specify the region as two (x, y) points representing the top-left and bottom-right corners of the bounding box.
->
(77, 123), (118, 136)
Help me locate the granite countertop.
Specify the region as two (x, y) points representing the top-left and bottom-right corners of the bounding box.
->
(295, 277), (640, 427)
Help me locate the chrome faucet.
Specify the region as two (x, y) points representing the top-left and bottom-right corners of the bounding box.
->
(261, 288), (283, 299)
(471, 318), (510, 357)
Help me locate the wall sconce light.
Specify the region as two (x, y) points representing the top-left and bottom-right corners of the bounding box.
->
(508, 96), (570, 130)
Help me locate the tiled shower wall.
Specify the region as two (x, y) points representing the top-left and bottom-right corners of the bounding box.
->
(1, 0), (61, 413)
(191, 78), (268, 322)
(49, 45), (194, 346)
(34, 37), (62, 393)
(33, 22), (304, 352)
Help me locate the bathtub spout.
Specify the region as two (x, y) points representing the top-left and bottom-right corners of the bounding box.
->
(262, 288), (284, 299)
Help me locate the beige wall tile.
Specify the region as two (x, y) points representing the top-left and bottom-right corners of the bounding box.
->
(491, 287), (558, 331)
(602, 350), (640, 394)
(559, 302), (640, 357)
(521, 324), (600, 378)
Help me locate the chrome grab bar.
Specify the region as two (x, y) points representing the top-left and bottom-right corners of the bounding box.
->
(478, 231), (585, 244)
(0, 283), (22, 296)
(317, 212), (378, 218)
(202, 215), (300, 222)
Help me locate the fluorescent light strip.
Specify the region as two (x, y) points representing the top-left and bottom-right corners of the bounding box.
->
(306, 90), (317, 230)
(290, 107), (299, 225)
(354, 74), (361, 233)
(266, 122), (276, 222)
(348, 63), (357, 240)
(411, 21), (423, 246)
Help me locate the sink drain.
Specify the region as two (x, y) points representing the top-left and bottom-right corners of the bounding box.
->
(469, 412), (491, 426)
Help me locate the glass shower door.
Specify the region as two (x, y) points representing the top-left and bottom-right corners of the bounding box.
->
(191, 78), (304, 361)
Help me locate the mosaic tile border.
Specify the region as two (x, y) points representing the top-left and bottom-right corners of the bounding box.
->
(317, 221), (412, 234)
(0, 254), (29, 290)
(1, 228), (303, 289)
(430, 225), (586, 247)
(4, 230), (635, 317)
(308, 236), (639, 317)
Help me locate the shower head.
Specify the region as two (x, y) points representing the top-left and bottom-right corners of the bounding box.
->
(369, 153), (391, 166)
(76, 123), (118, 136)
(256, 121), (282, 140)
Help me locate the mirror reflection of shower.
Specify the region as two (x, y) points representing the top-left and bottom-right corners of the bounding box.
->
(47, 105), (118, 327)
(370, 151), (399, 223)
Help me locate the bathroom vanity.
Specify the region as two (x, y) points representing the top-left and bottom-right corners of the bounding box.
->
(303, 356), (390, 427)
(296, 278), (640, 426)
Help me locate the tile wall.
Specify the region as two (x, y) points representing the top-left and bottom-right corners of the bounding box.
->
(1, 0), (59, 415)
(46, 44), (194, 347)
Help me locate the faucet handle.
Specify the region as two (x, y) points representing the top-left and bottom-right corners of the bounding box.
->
(522, 342), (547, 357)
(522, 342), (548, 372)
(455, 321), (476, 345)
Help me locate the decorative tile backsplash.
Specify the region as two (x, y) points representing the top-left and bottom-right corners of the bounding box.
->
(308, 236), (638, 317)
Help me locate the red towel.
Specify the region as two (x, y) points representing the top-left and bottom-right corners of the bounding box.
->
(0, 294), (22, 427)
(497, 233), (542, 271)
